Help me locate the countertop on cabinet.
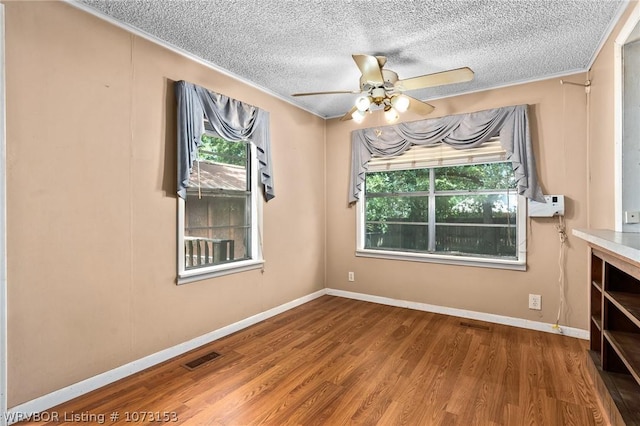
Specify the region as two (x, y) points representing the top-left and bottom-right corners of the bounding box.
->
(573, 228), (640, 264)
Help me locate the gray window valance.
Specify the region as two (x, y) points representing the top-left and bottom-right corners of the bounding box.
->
(349, 104), (544, 204)
(175, 80), (275, 200)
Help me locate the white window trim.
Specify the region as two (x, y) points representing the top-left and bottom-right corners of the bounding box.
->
(177, 143), (263, 284)
(355, 156), (527, 271)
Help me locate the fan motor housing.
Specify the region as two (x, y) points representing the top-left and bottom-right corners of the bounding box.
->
(360, 69), (398, 91)
(382, 69), (399, 85)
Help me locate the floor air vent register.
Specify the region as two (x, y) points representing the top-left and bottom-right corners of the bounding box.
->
(182, 351), (222, 370)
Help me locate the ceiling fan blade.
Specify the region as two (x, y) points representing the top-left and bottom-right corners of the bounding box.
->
(340, 106), (358, 122)
(395, 67), (474, 92)
(352, 54), (384, 85)
(405, 96), (435, 115)
(292, 90), (360, 97)
(375, 56), (387, 68)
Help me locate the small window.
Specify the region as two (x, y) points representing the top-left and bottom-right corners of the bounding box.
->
(178, 128), (262, 283)
(185, 134), (251, 267)
(357, 142), (526, 270)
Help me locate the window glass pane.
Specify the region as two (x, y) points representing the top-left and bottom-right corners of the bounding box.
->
(365, 195), (428, 251)
(366, 196), (428, 222)
(185, 193), (251, 269)
(434, 162), (516, 191)
(433, 164), (518, 259)
(435, 194), (517, 224)
(366, 169), (430, 193)
(365, 223), (429, 251)
(200, 135), (248, 167)
(184, 135), (251, 270)
(435, 225), (517, 258)
(191, 135), (248, 191)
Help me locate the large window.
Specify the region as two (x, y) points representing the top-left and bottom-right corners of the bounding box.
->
(357, 143), (526, 270)
(178, 127), (262, 283)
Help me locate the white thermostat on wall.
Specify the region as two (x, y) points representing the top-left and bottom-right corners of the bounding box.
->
(528, 195), (565, 217)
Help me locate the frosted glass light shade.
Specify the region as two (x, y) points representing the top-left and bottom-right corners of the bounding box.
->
(392, 95), (410, 113)
(352, 109), (366, 123)
(384, 106), (399, 123)
(355, 96), (371, 112)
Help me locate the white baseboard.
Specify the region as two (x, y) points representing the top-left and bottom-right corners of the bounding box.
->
(8, 287), (589, 423)
(6, 289), (326, 424)
(325, 288), (589, 340)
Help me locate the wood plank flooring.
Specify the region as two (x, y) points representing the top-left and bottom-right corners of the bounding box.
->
(19, 296), (605, 425)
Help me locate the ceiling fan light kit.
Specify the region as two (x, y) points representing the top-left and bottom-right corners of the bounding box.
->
(355, 96), (371, 112)
(351, 109), (367, 124)
(391, 94), (410, 113)
(292, 54), (474, 124)
(384, 105), (400, 123)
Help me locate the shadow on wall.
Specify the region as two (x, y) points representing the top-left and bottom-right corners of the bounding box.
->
(163, 78), (177, 197)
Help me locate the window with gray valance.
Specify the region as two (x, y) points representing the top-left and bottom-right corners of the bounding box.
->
(349, 104), (543, 204)
(175, 80), (275, 201)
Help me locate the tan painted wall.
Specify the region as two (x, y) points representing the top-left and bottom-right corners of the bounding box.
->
(5, 2), (325, 405)
(326, 76), (591, 330)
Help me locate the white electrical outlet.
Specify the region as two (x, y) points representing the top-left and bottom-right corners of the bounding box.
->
(529, 294), (541, 310)
(348, 272), (355, 282)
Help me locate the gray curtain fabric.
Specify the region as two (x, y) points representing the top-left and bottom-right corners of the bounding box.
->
(175, 80), (275, 200)
(349, 104), (544, 203)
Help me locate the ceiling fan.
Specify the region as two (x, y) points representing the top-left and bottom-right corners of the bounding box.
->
(292, 54), (474, 123)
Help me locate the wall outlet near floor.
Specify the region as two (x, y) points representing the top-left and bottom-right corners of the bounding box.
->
(348, 272), (355, 282)
(529, 294), (542, 310)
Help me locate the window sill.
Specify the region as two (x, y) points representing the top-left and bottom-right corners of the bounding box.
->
(355, 249), (526, 271)
(177, 259), (264, 285)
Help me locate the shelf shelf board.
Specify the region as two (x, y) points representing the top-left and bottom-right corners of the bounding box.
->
(591, 316), (602, 331)
(604, 330), (640, 386)
(592, 280), (603, 292)
(606, 291), (640, 328)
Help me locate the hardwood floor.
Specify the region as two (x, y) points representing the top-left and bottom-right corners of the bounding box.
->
(20, 296), (605, 425)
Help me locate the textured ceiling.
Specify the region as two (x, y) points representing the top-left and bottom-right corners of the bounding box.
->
(76, 0), (625, 119)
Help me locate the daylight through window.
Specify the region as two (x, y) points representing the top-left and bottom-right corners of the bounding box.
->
(184, 134), (251, 269)
(358, 143), (526, 269)
(178, 127), (262, 284)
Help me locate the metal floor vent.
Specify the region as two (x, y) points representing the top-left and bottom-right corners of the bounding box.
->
(460, 321), (491, 331)
(182, 351), (221, 370)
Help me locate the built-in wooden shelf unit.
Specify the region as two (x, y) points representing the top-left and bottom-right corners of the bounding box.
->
(588, 247), (640, 425)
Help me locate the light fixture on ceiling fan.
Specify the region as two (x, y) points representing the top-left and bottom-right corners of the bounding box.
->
(292, 54), (475, 124)
(352, 91), (410, 124)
